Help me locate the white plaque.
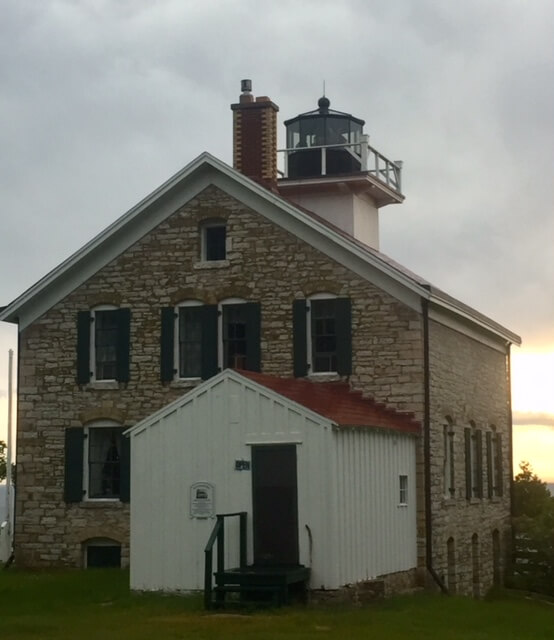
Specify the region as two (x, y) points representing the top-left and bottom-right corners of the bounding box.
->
(190, 482), (215, 518)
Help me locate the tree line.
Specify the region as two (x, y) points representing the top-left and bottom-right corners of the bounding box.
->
(511, 461), (554, 596)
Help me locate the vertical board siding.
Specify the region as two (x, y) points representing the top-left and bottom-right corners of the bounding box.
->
(130, 375), (416, 592)
(333, 429), (417, 585)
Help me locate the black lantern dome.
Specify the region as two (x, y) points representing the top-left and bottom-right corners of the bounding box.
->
(284, 97), (365, 179)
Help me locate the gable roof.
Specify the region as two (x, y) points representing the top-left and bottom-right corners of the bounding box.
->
(125, 369), (420, 438)
(0, 152), (520, 345)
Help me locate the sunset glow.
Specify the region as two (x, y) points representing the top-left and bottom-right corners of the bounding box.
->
(511, 350), (554, 482)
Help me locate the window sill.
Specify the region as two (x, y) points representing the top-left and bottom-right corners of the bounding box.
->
(397, 503), (408, 508)
(442, 498), (457, 507)
(307, 372), (341, 381)
(170, 378), (202, 389)
(88, 380), (120, 390)
(79, 500), (124, 509)
(193, 259), (230, 270)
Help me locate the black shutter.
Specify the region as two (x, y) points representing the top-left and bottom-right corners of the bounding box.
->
(64, 427), (84, 503)
(293, 299), (308, 377)
(496, 433), (503, 496)
(244, 302), (261, 372)
(486, 431), (493, 499)
(77, 311), (91, 384)
(201, 304), (219, 380)
(116, 308), (131, 383)
(464, 427), (472, 500)
(476, 429), (483, 499)
(160, 307), (175, 383)
(335, 297), (352, 376)
(119, 433), (130, 503)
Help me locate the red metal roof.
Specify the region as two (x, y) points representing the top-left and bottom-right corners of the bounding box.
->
(236, 370), (420, 435)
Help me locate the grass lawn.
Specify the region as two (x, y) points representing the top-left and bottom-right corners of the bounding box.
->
(0, 569), (552, 640)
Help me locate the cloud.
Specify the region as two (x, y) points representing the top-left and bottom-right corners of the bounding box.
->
(512, 411), (554, 428)
(1, 0), (554, 349)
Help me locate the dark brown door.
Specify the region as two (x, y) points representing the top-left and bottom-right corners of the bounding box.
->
(252, 445), (299, 566)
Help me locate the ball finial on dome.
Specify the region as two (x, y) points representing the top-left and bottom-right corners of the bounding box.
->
(318, 96), (330, 113)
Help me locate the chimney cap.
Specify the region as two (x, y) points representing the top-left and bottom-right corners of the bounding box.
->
(241, 79), (252, 94)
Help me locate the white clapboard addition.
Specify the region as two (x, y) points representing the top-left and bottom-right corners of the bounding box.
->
(127, 369), (417, 592)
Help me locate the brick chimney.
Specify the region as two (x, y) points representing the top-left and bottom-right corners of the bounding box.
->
(231, 79), (279, 189)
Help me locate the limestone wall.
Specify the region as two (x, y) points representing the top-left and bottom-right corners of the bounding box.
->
(15, 185), (424, 567)
(428, 319), (511, 596)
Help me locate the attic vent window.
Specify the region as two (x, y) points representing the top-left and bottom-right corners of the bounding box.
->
(202, 221), (227, 261)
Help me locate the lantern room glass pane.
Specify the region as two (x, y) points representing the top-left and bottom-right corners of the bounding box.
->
(325, 117), (350, 146)
(286, 120), (300, 148)
(299, 118), (325, 147)
(350, 121), (363, 144)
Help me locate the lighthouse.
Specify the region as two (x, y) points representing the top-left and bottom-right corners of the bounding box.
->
(277, 95), (404, 251)
(231, 80), (403, 251)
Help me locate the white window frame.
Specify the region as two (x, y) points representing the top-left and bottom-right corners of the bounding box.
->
(399, 474), (408, 506)
(90, 304), (118, 382)
(83, 419), (123, 502)
(218, 297), (247, 371)
(306, 293), (338, 376)
(174, 300), (203, 380)
(201, 219), (227, 262)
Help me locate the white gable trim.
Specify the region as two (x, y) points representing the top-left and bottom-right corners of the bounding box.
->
(125, 369), (337, 439)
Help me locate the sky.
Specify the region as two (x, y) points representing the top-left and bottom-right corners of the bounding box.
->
(1, 0), (553, 481)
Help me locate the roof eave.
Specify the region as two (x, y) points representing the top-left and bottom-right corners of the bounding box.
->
(428, 289), (521, 346)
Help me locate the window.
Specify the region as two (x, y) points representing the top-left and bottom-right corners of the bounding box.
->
(77, 307), (131, 384)
(84, 538), (121, 568)
(86, 425), (123, 499)
(176, 302), (204, 379)
(446, 537), (457, 594)
(471, 533), (480, 598)
(443, 418), (455, 498)
(201, 220), (226, 261)
(310, 298), (338, 372)
(64, 423), (130, 503)
(221, 302), (248, 369)
(465, 423), (483, 500)
(292, 295), (352, 377)
(160, 300), (261, 382)
(492, 529), (501, 585)
(399, 475), (408, 505)
(486, 427), (503, 498)
(94, 309), (118, 380)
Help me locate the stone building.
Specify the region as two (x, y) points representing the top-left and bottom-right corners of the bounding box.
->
(0, 81), (520, 598)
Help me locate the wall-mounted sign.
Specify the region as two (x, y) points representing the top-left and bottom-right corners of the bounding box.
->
(235, 459), (250, 471)
(190, 482), (215, 519)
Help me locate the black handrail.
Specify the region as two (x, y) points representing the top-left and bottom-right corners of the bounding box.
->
(204, 511), (247, 609)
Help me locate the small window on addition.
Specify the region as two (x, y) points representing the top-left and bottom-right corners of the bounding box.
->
(203, 222), (226, 261)
(399, 475), (408, 505)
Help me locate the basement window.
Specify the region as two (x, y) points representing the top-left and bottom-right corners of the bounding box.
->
(84, 538), (121, 568)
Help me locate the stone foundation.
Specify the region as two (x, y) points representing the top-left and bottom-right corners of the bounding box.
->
(308, 569), (421, 605)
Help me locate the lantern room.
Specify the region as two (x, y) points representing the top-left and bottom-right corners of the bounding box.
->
(284, 97), (365, 178)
